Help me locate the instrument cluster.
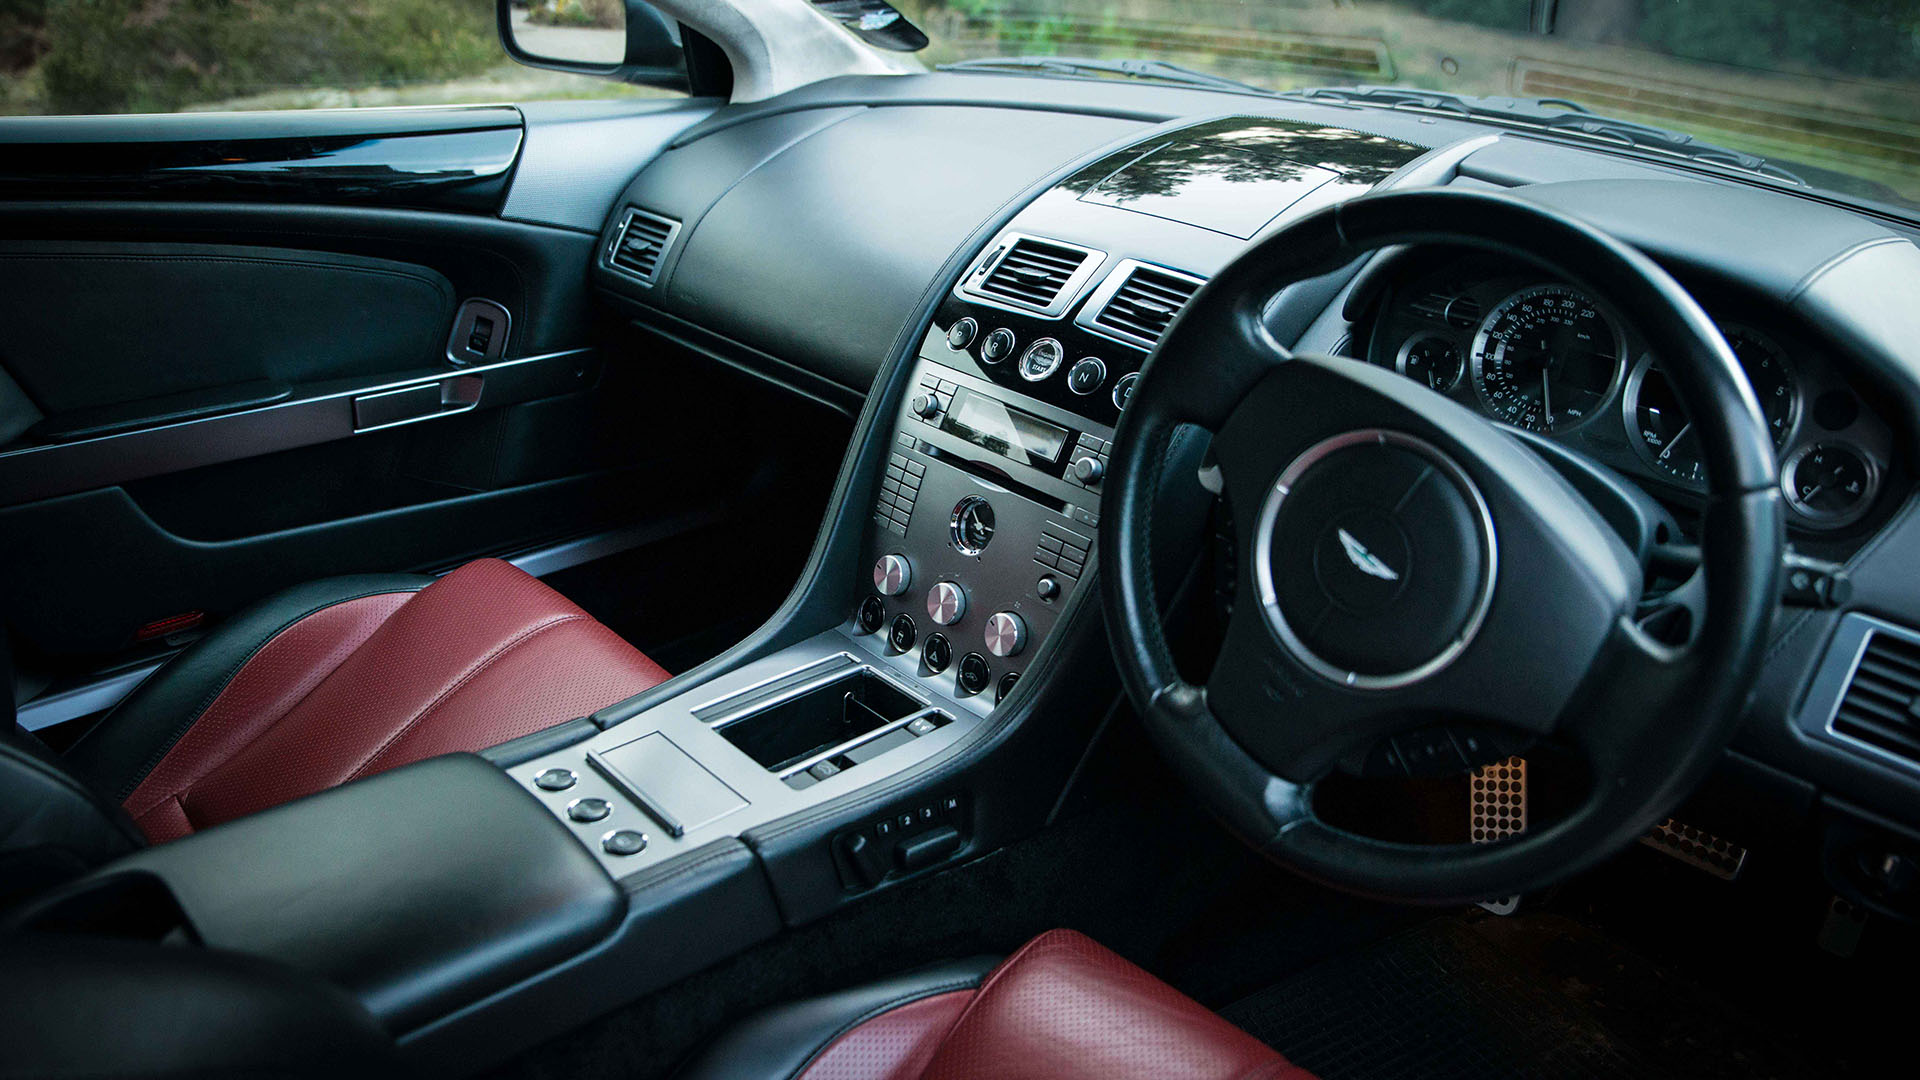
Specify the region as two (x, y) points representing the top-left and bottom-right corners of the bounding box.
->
(1365, 254), (1896, 533)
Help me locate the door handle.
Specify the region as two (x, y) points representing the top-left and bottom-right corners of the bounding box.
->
(351, 374), (482, 432)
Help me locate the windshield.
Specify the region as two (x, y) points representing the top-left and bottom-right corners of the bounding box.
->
(898, 0), (1920, 212)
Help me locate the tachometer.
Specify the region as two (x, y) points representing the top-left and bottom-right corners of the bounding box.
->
(1625, 324), (1797, 484)
(1469, 285), (1625, 433)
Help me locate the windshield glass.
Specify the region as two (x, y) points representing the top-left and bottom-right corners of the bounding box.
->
(898, 0), (1920, 212)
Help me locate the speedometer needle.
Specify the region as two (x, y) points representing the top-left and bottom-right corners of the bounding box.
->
(1540, 367), (1554, 432)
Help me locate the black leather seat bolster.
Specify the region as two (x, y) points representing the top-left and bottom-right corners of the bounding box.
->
(63, 572), (432, 802)
(674, 956), (999, 1080)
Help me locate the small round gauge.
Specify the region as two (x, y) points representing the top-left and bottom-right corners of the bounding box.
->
(950, 495), (996, 554)
(1723, 324), (1799, 446)
(1018, 338), (1064, 382)
(1782, 442), (1877, 527)
(1624, 325), (1798, 484)
(1397, 335), (1465, 393)
(1470, 284), (1625, 433)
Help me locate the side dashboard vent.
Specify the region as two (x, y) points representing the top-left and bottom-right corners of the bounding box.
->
(1080, 261), (1207, 350)
(962, 234), (1103, 316)
(605, 208), (681, 286)
(1832, 630), (1920, 764)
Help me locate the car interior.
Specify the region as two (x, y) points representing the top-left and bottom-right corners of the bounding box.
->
(4, 1), (1920, 1077)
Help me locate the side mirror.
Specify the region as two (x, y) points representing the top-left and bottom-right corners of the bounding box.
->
(498, 0), (688, 89)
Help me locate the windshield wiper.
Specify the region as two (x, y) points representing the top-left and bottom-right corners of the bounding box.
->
(1284, 85), (1807, 186)
(939, 56), (1273, 96)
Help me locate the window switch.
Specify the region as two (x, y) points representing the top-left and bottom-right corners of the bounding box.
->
(467, 316), (495, 355)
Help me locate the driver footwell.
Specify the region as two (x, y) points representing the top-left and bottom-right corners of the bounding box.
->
(1219, 913), (1828, 1080)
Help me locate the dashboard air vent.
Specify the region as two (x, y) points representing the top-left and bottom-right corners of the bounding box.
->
(1833, 630), (1920, 764)
(1409, 291), (1482, 329)
(971, 235), (1101, 314)
(606, 208), (680, 286)
(1089, 263), (1206, 349)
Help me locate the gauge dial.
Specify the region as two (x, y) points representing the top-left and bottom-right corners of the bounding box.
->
(1782, 442), (1876, 527)
(1626, 325), (1798, 484)
(1397, 335), (1465, 393)
(1470, 285), (1625, 433)
(1724, 325), (1799, 446)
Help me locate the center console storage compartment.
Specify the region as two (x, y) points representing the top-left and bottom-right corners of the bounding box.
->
(700, 654), (951, 786)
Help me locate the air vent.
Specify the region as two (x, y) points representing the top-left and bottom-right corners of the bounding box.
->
(1832, 630), (1920, 764)
(1409, 291), (1482, 329)
(1082, 261), (1206, 349)
(605, 208), (681, 286)
(962, 234), (1102, 316)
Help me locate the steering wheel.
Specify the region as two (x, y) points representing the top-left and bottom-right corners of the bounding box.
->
(1098, 190), (1784, 904)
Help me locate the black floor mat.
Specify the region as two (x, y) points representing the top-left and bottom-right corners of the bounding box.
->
(1220, 914), (1831, 1080)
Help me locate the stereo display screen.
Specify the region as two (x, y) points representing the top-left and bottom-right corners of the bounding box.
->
(940, 388), (1070, 471)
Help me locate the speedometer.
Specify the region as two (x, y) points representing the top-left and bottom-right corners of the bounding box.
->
(1469, 285), (1626, 433)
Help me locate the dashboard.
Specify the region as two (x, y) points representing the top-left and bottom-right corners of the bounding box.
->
(572, 70), (1920, 900)
(1358, 251), (1900, 540)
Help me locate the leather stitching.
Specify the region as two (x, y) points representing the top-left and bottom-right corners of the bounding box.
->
(344, 613), (587, 781)
(112, 585), (426, 803)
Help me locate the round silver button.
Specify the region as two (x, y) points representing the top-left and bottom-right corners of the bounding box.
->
(984, 611), (1027, 658)
(534, 768), (576, 791)
(927, 581), (967, 626)
(566, 797), (611, 823)
(602, 829), (648, 856)
(873, 554), (912, 596)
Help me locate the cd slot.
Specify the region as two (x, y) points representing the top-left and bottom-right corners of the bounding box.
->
(919, 442), (1068, 512)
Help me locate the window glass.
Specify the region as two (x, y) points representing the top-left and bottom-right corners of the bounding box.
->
(1, 0), (678, 116)
(898, 0), (1920, 212)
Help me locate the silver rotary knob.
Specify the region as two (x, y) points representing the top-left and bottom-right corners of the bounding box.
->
(984, 611), (1027, 658)
(926, 581), (967, 626)
(872, 554), (912, 597)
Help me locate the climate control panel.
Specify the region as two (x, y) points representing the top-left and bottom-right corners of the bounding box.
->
(851, 351), (1107, 710)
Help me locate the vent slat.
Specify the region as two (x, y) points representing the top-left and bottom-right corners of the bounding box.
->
(1091, 265), (1203, 347)
(977, 237), (1091, 311)
(607, 208), (679, 285)
(1833, 631), (1920, 763)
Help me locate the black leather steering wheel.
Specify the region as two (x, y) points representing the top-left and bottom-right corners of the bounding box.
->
(1098, 190), (1785, 904)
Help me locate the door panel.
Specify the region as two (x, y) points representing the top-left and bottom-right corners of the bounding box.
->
(0, 105), (848, 697)
(0, 242), (457, 420)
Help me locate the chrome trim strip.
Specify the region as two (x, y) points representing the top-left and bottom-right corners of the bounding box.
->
(775, 705), (953, 780)
(15, 659), (168, 732)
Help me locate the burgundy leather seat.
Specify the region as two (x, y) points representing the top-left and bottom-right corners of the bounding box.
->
(679, 930), (1318, 1080)
(64, 558), (669, 843)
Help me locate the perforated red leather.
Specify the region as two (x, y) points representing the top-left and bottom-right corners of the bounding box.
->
(917, 930), (1313, 1080)
(798, 991), (974, 1080)
(123, 560), (669, 841)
